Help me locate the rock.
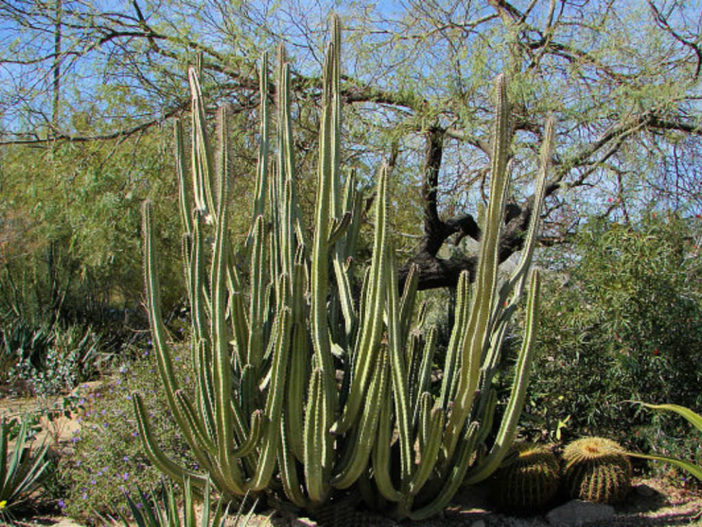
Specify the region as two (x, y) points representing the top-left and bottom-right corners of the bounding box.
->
(546, 499), (615, 527)
(292, 518), (318, 526)
(52, 519), (86, 527)
(470, 520), (487, 527)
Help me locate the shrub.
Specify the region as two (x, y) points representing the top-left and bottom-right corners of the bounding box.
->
(525, 214), (702, 465)
(8, 324), (104, 396)
(64, 342), (195, 522)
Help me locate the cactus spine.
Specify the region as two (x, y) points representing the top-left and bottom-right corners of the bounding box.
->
(562, 437), (632, 504)
(135, 15), (554, 519)
(491, 443), (561, 512)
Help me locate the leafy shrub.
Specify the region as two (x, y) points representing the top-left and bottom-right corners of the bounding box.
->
(64, 342), (195, 523)
(525, 214), (702, 468)
(2, 321), (105, 396)
(0, 319), (53, 385)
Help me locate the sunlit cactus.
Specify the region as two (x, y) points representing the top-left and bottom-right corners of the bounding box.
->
(134, 14), (554, 520)
(562, 437), (632, 504)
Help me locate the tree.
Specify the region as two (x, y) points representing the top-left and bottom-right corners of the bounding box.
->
(1, 0), (700, 291)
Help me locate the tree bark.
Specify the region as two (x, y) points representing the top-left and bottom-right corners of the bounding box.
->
(400, 126), (545, 291)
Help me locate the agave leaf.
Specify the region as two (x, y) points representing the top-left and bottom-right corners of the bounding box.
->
(631, 402), (702, 433)
(627, 452), (702, 481)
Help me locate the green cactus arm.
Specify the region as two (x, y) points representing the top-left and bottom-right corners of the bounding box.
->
(174, 390), (216, 455)
(331, 172), (362, 341)
(226, 266), (248, 370)
(189, 215), (209, 355)
(408, 422), (480, 521)
(439, 271), (470, 410)
(413, 327), (437, 424)
(334, 164), (389, 435)
(483, 115), (553, 343)
(187, 68), (216, 220)
(277, 54), (306, 255)
(331, 345), (389, 489)
(371, 388), (404, 502)
(194, 340), (216, 442)
(249, 51), (269, 239)
(207, 132), (250, 494)
(406, 333), (422, 418)
(340, 170), (364, 260)
(143, 200), (212, 461)
(464, 269), (540, 484)
(444, 75), (511, 457)
(328, 211), (352, 246)
(330, 14), (342, 219)
(304, 368), (331, 506)
(474, 388), (498, 446)
(174, 119), (193, 237)
(417, 392), (433, 449)
(248, 299), (292, 491)
(399, 264), (419, 340)
(409, 406), (445, 495)
(305, 38), (341, 497)
(285, 324), (308, 462)
(285, 252), (309, 462)
(133, 395), (207, 490)
(507, 116), (553, 299)
(279, 415), (309, 507)
(308, 38), (338, 406)
(247, 215), (266, 368)
(474, 320), (509, 416)
(142, 201), (179, 406)
(385, 250), (414, 489)
(172, 391), (240, 495)
(231, 410), (263, 458)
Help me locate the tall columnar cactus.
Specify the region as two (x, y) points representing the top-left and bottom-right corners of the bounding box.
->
(135, 15), (555, 520)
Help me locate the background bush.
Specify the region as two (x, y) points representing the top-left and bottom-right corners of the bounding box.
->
(524, 213), (702, 481)
(64, 340), (195, 522)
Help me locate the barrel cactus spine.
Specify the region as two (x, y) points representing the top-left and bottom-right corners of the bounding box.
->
(562, 437), (632, 504)
(134, 14), (555, 520)
(491, 442), (561, 513)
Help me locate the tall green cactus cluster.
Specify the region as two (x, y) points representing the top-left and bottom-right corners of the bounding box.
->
(135, 16), (554, 520)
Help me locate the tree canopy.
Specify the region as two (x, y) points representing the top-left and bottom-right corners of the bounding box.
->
(1, 0), (700, 292)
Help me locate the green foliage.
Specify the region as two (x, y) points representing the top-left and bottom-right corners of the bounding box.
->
(7, 324), (103, 396)
(526, 214), (702, 459)
(0, 134), (184, 329)
(0, 418), (52, 521)
(490, 442), (560, 513)
(136, 18), (551, 521)
(117, 478), (237, 527)
(561, 437), (632, 504)
(64, 343), (195, 521)
(0, 320), (53, 385)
